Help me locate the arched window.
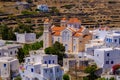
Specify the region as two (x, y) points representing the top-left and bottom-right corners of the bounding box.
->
(62, 31), (70, 42)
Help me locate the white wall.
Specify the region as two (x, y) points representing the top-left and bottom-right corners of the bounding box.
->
(16, 33), (36, 43)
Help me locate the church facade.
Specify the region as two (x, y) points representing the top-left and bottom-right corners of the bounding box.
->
(43, 18), (92, 54)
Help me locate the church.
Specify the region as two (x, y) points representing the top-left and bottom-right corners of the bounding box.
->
(43, 18), (92, 54)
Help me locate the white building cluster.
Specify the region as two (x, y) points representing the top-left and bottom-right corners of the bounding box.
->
(0, 57), (19, 80)
(0, 40), (21, 57)
(19, 50), (63, 80)
(15, 32), (36, 43)
(0, 40), (21, 79)
(85, 27), (120, 74)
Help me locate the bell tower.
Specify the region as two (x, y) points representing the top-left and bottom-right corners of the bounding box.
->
(60, 18), (67, 27)
(43, 18), (52, 49)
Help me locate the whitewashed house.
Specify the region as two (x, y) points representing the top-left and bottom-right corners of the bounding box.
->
(85, 39), (104, 57)
(63, 58), (91, 72)
(0, 57), (19, 80)
(19, 50), (63, 80)
(105, 30), (120, 47)
(0, 44), (21, 57)
(15, 33), (36, 43)
(94, 48), (120, 73)
(37, 4), (49, 12)
(92, 27), (109, 40)
(85, 28), (120, 74)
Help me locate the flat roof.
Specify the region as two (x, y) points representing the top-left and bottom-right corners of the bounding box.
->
(95, 47), (120, 51)
(41, 64), (59, 68)
(0, 44), (21, 50)
(63, 58), (91, 61)
(0, 57), (17, 62)
(30, 50), (57, 57)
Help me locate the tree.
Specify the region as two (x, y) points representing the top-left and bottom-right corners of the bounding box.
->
(26, 0), (33, 3)
(44, 41), (65, 65)
(97, 77), (106, 80)
(84, 65), (98, 80)
(1, 24), (9, 40)
(1, 24), (16, 40)
(83, 77), (89, 80)
(14, 76), (22, 80)
(63, 74), (70, 80)
(17, 48), (25, 63)
(110, 77), (116, 80)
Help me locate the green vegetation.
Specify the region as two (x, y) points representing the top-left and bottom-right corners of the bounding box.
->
(97, 77), (116, 80)
(0, 24), (16, 40)
(45, 41), (65, 65)
(110, 77), (116, 80)
(21, 10), (38, 15)
(17, 48), (25, 63)
(23, 41), (43, 55)
(17, 41), (43, 63)
(84, 65), (98, 80)
(108, 1), (117, 4)
(14, 76), (22, 80)
(26, 18), (32, 23)
(15, 23), (33, 33)
(50, 7), (59, 14)
(63, 74), (70, 80)
(26, 0), (33, 3)
(61, 4), (75, 9)
(36, 26), (44, 38)
(83, 77), (89, 80)
(36, 32), (43, 39)
(97, 77), (106, 80)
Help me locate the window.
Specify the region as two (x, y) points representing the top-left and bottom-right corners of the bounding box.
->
(28, 59), (30, 62)
(49, 60), (51, 64)
(62, 31), (70, 42)
(106, 61), (109, 64)
(4, 64), (6, 67)
(15, 50), (17, 54)
(53, 60), (54, 64)
(97, 54), (99, 56)
(57, 68), (59, 72)
(65, 62), (67, 65)
(65, 44), (68, 51)
(73, 46), (76, 51)
(10, 51), (12, 55)
(114, 39), (117, 43)
(73, 39), (76, 44)
(119, 38), (120, 44)
(96, 36), (98, 39)
(107, 53), (109, 57)
(44, 61), (47, 64)
(44, 69), (47, 73)
(111, 61), (114, 64)
(31, 68), (34, 72)
(52, 37), (54, 43)
(50, 69), (53, 73)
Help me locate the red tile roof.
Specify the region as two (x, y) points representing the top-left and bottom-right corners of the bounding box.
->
(77, 27), (84, 33)
(53, 32), (60, 36)
(51, 26), (65, 31)
(73, 33), (82, 37)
